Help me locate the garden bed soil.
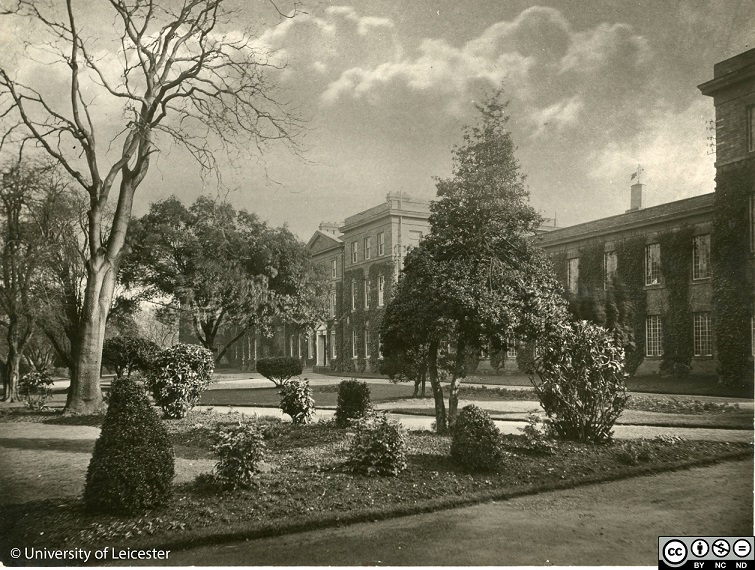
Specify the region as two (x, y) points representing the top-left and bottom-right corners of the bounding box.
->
(0, 410), (751, 565)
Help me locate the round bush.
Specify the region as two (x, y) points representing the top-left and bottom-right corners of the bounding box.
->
(84, 377), (174, 514)
(103, 335), (160, 378)
(19, 371), (54, 410)
(346, 413), (407, 476)
(256, 357), (303, 387)
(279, 379), (315, 425)
(450, 405), (505, 472)
(147, 343), (215, 419)
(530, 320), (629, 443)
(335, 379), (372, 427)
(212, 422), (267, 491)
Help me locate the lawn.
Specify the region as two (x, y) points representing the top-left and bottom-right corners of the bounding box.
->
(313, 368), (754, 398)
(199, 383), (417, 407)
(0, 409), (750, 564)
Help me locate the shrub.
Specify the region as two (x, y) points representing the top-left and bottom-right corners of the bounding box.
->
(147, 343), (215, 419)
(84, 377), (174, 514)
(102, 335), (160, 378)
(530, 320), (629, 443)
(279, 379), (315, 425)
(256, 357), (302, 387)
(518, 413), (556, 455)
(346, 413), (407, 476)
(19, 371), (54, 409)
(211, 422), (267, 491)
(450, 405), (505, 471)
(335, 379), (372, 427)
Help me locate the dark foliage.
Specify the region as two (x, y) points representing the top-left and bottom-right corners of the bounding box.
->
(335, 379), (372, 427)
(450, 405), (505, 471)
(256, 357), (303, 387)
(102, 335), (160, 378)
(84, 377), (174, 514)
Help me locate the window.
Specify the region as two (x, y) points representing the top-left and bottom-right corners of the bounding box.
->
(645, 244), (661, 285)
(364, 325), (370, 358)
(378, 275), (385, 306)
(646, 315), (663, 357)
(351, 279), (356, 311)
(364, 280), (369, 309)
(331, 258), (337, 279)
(407, 230), (423, 251)
(566, 257), (579, 294)
(378, 232), (385, 256)
(693, 312), (713, 356)
(352, 329), (358, 358)
(749, 105), (755, 153)
(289, 335), (295, 357)
(378, 334), (384, 359)
(364, 236), (371, 260)
(351, 241), (358, 264)
(752, 317), (755, 357)
(692, 235), (711, 280)
(328, 291), (336, 318)
(506, 336), (517, 358)
(751, 194), (755, 252)
(330, 330), (337, 359)
(603, 251), (617, 289)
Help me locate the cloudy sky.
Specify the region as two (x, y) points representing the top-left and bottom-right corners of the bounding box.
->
(2, 0), (754, 240)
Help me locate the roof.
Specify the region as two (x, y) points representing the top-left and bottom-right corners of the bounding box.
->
(306, 229), (342, 254)
(537, 193), (715, 247)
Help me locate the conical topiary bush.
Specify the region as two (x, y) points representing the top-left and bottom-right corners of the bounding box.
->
(84, 376), (175, 514)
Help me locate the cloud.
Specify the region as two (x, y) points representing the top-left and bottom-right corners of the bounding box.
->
(317, 5), (650, 130)
(527, 96), (585, 138)
(586, 98), (715, 205)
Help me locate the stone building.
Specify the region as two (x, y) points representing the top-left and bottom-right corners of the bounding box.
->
(185, 48), (754, 384)
(537, 47), (754, 380)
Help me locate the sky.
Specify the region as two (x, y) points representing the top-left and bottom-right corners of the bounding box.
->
(1, 0), (754, 240)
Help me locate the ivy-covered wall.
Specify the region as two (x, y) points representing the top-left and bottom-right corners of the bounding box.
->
(658, 226), (695, 377)
(712, 159), (754, 385)
(331, 261), (394, 373)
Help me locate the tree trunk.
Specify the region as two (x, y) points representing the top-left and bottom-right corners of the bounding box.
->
(427, 338), (447, 433)
(420, 373), (426, 397)
(3, 321), (21, 402)
(412, 378), (419, 398)
(64, 264), (111, 414)
(448, 337), (467, 428)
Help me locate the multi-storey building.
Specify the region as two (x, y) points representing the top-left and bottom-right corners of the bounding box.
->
(186, 48), (754, 384)
(537, 47), (754, 381)
(307, 192), (431, 372)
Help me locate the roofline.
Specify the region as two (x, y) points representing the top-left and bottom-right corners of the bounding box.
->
(306, 229), (342, 251)
(538, 193), (715, 248)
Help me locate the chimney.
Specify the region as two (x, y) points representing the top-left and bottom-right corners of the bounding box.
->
(318, 222), (340, 235)
(626, 165), (644, 212)
(629, 182), (643, 211)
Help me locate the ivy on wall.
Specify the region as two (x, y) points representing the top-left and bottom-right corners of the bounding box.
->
(712, 160), (754, 385)
(550, 237), (644, 375)
(658, 226), (695, 378)
(331, 262), (395, 373)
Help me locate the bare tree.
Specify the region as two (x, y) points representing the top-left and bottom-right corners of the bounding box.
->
(0, 162), (46, 400)
(0, 0), (301, 413)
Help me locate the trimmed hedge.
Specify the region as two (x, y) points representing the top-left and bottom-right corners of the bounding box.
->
(335, 379), (372, 427)
(84, 377), (174, 514)
(256, 357), (303, 387)
(450, 405), (505, 472)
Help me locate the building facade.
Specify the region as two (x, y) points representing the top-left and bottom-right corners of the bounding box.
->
(184, 49), (754, 383)
(537, 47), (755, 380)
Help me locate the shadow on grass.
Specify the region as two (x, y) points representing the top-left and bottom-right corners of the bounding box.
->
(0, 437), (94, 454)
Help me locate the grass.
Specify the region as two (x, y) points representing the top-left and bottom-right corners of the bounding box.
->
(0, 410), (751, 562)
